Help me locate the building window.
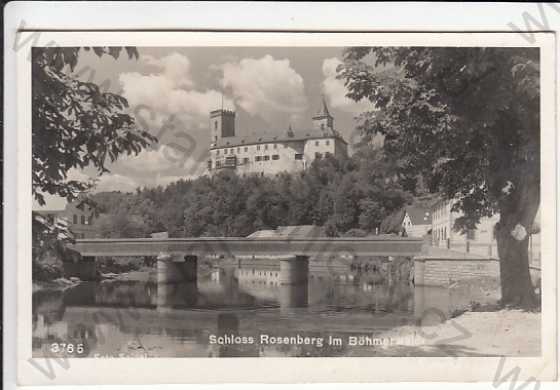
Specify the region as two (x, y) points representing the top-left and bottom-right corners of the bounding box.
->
(326, 140), (330, 146)
(230, 148), (234, 154)
(273, 144), (277, 149)
(214, 121), (218, 130)
(81, 215), (86, 225)
(264, 144), (268, 150)
(216, 149), (220, 155)
(264, 155), (270, 161)
(73, 214), (78, 224)
(237, 147), (240, 153)
(325, 152), (332, 158)
(207, 160), (212, 170)
(243, 157), (249, 164)
(244, 147), (248, 152)
(295, 153), (303, 160)
(257, 145), (260, 151)
(216, 161), (222, 168)
(315, 152), (322, 159)
(315, 140), (319, 146)
(255, 156), (262, 162)
(272, 154), (279, 160)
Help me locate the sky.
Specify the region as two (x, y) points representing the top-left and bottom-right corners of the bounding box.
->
(34, 46), (374, 210)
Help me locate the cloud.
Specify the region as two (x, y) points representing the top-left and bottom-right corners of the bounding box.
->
(220, 55), (308, 124)
(117, 144), (208, 177)
(119, 52), (234, 133)
(143, 52), (194, 89)
(94, 173), (139, 193)
(321, 57), (371, 114)
(113, 52), (233, 188)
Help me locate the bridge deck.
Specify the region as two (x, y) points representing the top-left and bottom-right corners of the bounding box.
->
(70, 237), (424, 258)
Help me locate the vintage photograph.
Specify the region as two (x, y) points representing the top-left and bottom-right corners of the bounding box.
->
(30, 42), (543, 360)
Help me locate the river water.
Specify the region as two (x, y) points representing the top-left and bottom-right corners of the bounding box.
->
(32, 259), (495, 358)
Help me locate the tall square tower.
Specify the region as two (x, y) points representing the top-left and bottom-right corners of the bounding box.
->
(210, 109), (236, 146)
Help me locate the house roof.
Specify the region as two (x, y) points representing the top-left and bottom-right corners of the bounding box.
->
(35, 209), (65, 216)
(211, 127), (347, 149)
(247, 225), (324, 238)
(380, 205), (431, 234)
(405, 206), (432, 225)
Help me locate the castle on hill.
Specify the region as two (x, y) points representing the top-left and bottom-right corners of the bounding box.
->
(207, 98), (348, 176)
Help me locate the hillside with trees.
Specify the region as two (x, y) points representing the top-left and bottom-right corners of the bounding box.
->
(89, 148), (413, 238)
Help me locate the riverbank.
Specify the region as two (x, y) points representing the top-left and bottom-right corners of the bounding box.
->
(367, 308), (541, 356)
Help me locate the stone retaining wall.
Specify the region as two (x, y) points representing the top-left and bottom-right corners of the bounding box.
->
(414, 257), (500, 287)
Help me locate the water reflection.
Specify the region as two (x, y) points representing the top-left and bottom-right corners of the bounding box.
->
(32, 259), (495, 358)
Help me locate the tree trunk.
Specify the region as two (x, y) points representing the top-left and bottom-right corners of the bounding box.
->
(495, 174), (540, 308)
(495, 222), (536, 307)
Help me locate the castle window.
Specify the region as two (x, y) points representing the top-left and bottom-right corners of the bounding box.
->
(216, 161), (222, 168)
(207, 160), (212, 170)
(243, 157), (249, 164)
(326, 140), (330, 146)
(325, 152), (332, 157)
(230, 148), (234, 154)
(214, 121), (218, 130)
(257, 145), (260, 151)
(315, 152), (322, 159)
(81, 215), (86, 225)
(237, 147), (240, 153)
(244, 147), (248, 152)
(73, 214), (78, 224)
(315, 140), (319, 146)
(264, 155), (270, 161)
(294, 153), (303, 160)
(216, 149), (220, 155)
(272, 155), (279, 160)
(255, 156), (262, 162)
(273, 144), (277, 149)
(264, 144), (268, 150)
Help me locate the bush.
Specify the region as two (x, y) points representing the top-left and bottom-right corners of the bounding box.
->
(32, 261), (63, 282)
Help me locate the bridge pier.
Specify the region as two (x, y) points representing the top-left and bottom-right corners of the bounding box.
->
(278, 256), (309, 312)
(278, 255), (309, 285)
(156, 254), (198, 284)
(157, 254), (198, 309)
(62, 256), (97, 281)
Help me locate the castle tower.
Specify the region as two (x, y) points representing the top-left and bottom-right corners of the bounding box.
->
(312, 96), (334, 132)
(210, 109), (236, 146)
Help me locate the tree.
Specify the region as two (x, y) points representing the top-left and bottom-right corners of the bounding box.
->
(32, 47), (156, 205)
(339, 47), (540, 307)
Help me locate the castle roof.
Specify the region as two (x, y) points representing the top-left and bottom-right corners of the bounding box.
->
(313, 96), (332, 118)
(211, 127), (347, 149)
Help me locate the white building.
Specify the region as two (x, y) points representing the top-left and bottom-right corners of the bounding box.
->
(207, 98), (348, 176)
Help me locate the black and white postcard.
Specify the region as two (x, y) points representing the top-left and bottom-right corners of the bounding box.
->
(10, 28), (557, 385)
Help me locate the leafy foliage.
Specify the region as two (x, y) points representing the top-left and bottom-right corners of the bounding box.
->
(90, 152), (411, 238)
(32, 47), (156, 205)
(339, 47), (539, 232)
(339, 47), (540, 306)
